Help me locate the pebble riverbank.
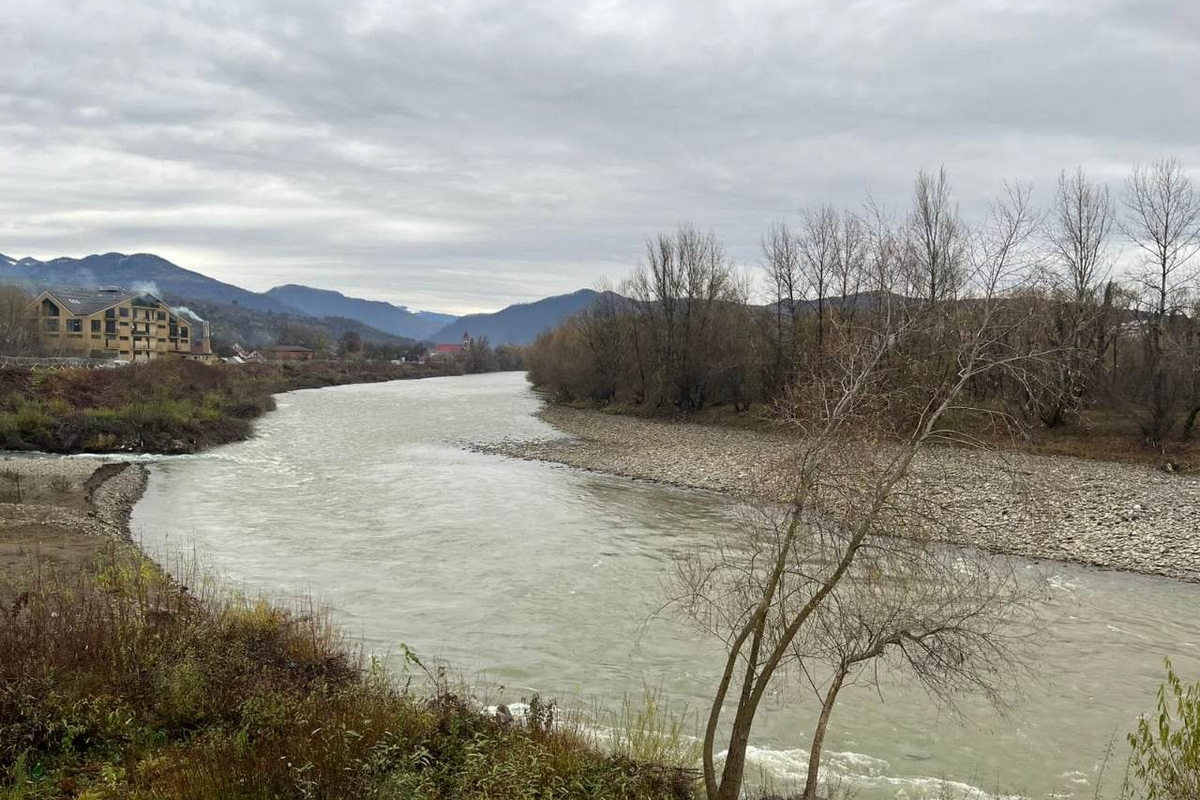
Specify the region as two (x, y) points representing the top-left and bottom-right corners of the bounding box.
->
(480, 405), (1200, 583)
(0, 456), (149, 589)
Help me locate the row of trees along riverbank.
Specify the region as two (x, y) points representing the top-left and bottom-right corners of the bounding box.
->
(528, 160), (1200, 463)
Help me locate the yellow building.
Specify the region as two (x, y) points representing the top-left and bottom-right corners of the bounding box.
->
(31, 287), (214, 362)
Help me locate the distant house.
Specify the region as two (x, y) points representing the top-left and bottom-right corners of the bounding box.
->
(431, 332), (471, 358)
(262, 344), (315, 362)
(230, 343), (266, 363)
(29, 286), (214, 362)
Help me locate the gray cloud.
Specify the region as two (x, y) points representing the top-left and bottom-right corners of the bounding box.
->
(2, 0), (1197, 313)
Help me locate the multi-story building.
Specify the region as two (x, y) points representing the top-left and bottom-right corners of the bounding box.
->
(30, 287), (214, 362)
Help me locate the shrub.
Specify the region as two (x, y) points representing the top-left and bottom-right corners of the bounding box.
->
(0, 468), (21, 503)
(1126, 659), (1200, 799)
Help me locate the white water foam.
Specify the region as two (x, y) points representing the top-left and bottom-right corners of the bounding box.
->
(481, 703), (1028, 800)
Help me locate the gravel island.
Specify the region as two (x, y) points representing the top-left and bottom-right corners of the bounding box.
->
(481, 404), (1200, 583)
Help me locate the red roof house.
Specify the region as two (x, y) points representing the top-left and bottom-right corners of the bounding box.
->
(431, 332), (471, 357)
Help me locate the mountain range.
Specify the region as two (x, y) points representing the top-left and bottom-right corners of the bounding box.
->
(0, 252), (606, 347)
(0, 252), (294, 314)
(264, 284), (456, 340)
(430, 289), (616, 346)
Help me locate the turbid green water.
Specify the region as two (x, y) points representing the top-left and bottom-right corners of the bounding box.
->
(131, 371), (1200, 799)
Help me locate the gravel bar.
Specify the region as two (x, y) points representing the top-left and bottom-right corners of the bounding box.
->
(480, 405), (1200, 583)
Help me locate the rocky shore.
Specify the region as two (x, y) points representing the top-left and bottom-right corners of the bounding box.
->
(482, 405), (1200, 583)
(0, 456), (148, 589)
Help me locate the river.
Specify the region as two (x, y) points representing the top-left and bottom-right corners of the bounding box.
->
(130, 371), (1200, 799)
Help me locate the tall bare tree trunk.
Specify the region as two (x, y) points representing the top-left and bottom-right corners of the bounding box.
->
(801, 670), (846, 800)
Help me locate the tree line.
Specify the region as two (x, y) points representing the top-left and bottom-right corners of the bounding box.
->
(528, 159), (1200, 448)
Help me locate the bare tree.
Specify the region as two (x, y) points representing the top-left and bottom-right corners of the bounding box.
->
(575, 281), (628, 402)
(0, 286), (36, 356)
(862, 195), (902, 312)
(1025, 168), (1118, 426)
(1052, 167), (1116, 302)
(907, 167), (968, 304)
(831, 210), (866, 324)
(792, 540), (1031, 800)
(798, 205), (840, 351)
(762, 222), (805, 396)
(627, 225), (745, 411)
(672, 221), (1042, 799)
(1122, 159), (1200, 444)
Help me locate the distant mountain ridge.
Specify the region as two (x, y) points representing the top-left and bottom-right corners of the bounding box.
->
(1, 251), (609, 348)
(0, 252), (295, 313)
(265, 284), (456, 340)
(431, 288), (618, 346)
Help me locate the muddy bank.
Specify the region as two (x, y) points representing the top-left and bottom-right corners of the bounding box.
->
(0, 456), (148, 590)
(482, 405), (1200, 582)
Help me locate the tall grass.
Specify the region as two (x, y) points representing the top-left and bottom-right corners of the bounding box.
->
(597, 689), (701, 768)
(0, 548), (695, 800)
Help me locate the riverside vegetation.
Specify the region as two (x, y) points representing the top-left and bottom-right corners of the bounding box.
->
(0, 354), (509, 454)
(0, 546), (694, 800)
(528, 162), (1200, 468)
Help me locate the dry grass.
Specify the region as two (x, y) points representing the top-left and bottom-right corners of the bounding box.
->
(0, 547), (695, 800)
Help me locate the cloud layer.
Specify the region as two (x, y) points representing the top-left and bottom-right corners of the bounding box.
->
(2, 0), (1197, 313)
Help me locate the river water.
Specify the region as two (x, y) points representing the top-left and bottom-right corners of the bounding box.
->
(130, 371), (1200, 799)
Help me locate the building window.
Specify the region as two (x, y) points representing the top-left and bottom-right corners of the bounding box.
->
(180, 327), (189, 338)
(157, 311), (166, 321)
(91, 320), (102, 334)
(105, 308), (116, 319)
(44, 319), (59, 332)
(118, 307), (129, 318)
(66, 319), (83, 333)
(42, 299), (60, 317)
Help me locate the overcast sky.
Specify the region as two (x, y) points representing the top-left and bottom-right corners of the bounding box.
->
(2, 1), (1197, 314)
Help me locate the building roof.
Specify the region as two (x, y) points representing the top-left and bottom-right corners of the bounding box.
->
(41, 287), (138, 316)
(432, 343), (465, 354)
(265, 344), (315, 352)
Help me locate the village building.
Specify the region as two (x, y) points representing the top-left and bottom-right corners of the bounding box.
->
(30, 287), (214, 362)
(261, 344), (316, 361)
(431, 331), (472, 358)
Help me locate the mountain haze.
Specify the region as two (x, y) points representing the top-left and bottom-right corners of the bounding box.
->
(431, 289), (615, 346)
(265, 284), (456, 340)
